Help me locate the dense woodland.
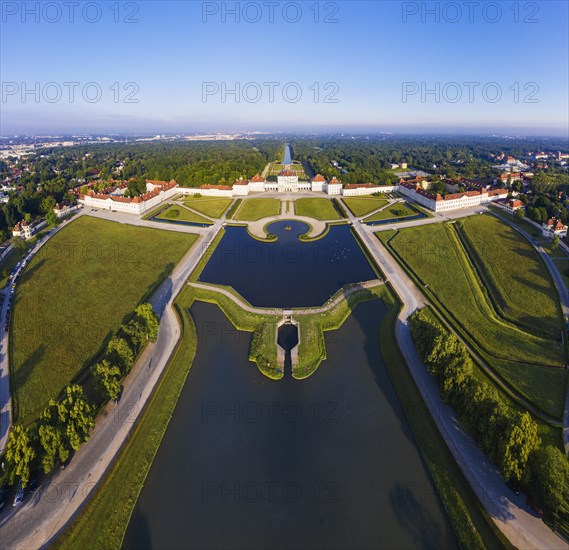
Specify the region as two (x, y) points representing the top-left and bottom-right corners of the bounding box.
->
(1, 135), (569, 240)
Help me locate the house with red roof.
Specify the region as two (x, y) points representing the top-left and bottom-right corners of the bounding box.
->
(542, 218), (567, 238)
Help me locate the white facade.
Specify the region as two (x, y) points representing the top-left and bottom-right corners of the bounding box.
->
(54, 203), (81, 218)
(179, 187), (233, 198)
(399, 184), (507, 212)
(79, 184), (178, 214)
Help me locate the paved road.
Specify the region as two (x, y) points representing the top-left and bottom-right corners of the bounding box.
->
(491, 211), (569, 454)
(0, 214), (224, 549)
(346, 207), (568, 549)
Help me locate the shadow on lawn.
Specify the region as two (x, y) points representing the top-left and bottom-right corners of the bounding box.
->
(13, 344), (46, 421)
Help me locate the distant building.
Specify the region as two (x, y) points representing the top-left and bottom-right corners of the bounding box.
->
(75, 179), (178, 214)
(501, 199), (525, 215)
(542, 218), (567, 238)
(398, 180), (507, 212)
(54, 202), (81, 218)
(12, 219), (45, 239)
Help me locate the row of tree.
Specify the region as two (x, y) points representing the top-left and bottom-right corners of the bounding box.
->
(93, 304), (159, 401)
(410, 310), (569, 520)
(3, 304), (160, 487)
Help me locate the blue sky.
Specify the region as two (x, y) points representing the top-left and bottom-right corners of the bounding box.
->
(1, 0), (568, 135)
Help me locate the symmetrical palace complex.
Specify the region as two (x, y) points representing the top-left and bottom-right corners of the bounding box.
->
(71, 167), (509, 216)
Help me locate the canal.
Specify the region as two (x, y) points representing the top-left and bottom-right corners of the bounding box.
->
(123, 222), (457, 549)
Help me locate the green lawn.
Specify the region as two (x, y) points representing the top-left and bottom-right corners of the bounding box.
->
(458, 214), (562, 338)
(155, 204), (212, 225)
(54, 286), (200, 550)
(267, 162), (307, 179)
(10, 217), (198, 423)
(378, 222), (567, 418)
(181, 197), (233, 218)
(293, 198), (341, 221)
(364, 202), (417, 222)
(233, 198), (281, 221)
(342, 196), (388, 217)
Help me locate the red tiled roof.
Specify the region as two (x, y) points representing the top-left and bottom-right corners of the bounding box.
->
(199, 184), (232, 190)
(278, 169), (297, 177)
(311, 174), (326, 182)
(343, 183), (375, 189)
(250, 174), (265, 182)
(329, 177), (341, 185)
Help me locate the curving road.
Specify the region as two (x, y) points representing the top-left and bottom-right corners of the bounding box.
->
(0, 211), (223, 549)
(345, 204), (569, 549)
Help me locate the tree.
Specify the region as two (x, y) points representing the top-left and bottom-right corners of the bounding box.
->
(134, 303), (159, 341)
(515, 208), (525, 221)
(38, 409), (69, 473)
(45, 210), (58, 227)
(92, 360), (122, 401)
(551, 234), (560, 250)
(107, 336), (134, 374)
(5, 425), (36, 487)
(527, 446), (569, 519)
(10, 236), (26, 251)
(500, 412), (540, 481)
(58, 385), (95, 450)
(40, 195), (57, 215)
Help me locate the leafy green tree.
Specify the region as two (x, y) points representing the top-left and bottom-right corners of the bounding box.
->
(551, 234), (560, 250)
(58, 385), (95, 450)
(527, 446), (569, 519)
(5, 425), (36, 487)
(45, 210), (58, 227)
(500, 412), (540, 481)
(10, 236), (26, 251)
(107, 337), (134, 374)
(92, 360), (122, 401)
(40, 195), (57, 214)
(121, 318), (146, 351)
(515, 208), (525, 221)
(38, 411), (69, 473)
(134, 303), (159, 341)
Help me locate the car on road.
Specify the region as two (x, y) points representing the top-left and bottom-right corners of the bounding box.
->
(27, 478), (37, 494)
(0, 485), (8, 510)
(507, 478), (520, 495)
(527, 498), (544, 517)
(13, 480), (24, 507)
(4, 324), (8, 332)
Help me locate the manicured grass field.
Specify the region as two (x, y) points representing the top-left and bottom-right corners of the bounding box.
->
(181, 197), (233, 218)
(293, 198), (341, 221)
(155, 204), (212, 225)
(10, 217), (198, 422)
(55, 285), (200, 550)
(379, 222), (567, 418)
(267, 162), (307, 179)
(233, 198), (281, 221)
(364, 202), (417, 222)
(342, 196), (388, 217)
(458, 214), (561, 337)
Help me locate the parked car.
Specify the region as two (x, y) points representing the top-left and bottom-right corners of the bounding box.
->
(27, 478), (37, 494)
(13, 480), (24, 507)
(0, 485), (8, 510)
(527, 498), (544, 517)
(507, 478), (520, 495)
